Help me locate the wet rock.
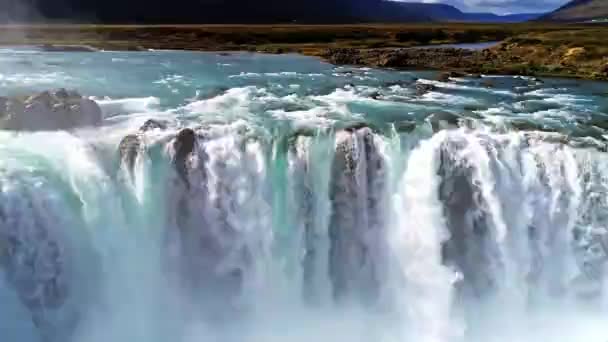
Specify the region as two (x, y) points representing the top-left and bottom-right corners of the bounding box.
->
(510, 120), (547, 132)
(438, 138), (499, 299)
(427, 112), (460, 131)
(329, 126), (387, 304)
(0, 89), (102, 131)
(172, 128), (197, 187)
(139, 119), (168, 132)
(415, 83), (437, 96)
(195, 86), (230, 100)
(174, 128), (196, 160)
(117, 119), (170, 178)
(437, 72), (451, 82)
(394, 120), (417, 133)
(118, 134), (143, 177)
(437, 71), (466, 82)
(481, 79), (495, 88)
(369, 91), (381, 100)
(383, 79), (414, 88)
(39, 44), (98, 52)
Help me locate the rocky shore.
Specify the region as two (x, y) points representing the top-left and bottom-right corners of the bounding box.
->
(320, 42), (608, 80)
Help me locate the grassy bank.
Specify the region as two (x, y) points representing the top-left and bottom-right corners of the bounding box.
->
(0, 23), (606, 79)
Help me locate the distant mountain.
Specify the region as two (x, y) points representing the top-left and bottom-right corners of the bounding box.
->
(391, 2), (543, 22)
(540, 0), (608, 22)
(0, 0), (428, 24)
(0, 0), (540, 24)
(464, 13), (543, 22)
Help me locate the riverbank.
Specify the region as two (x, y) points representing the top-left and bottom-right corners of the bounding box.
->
(1, 24), (607, 80)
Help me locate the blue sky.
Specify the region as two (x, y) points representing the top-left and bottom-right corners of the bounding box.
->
(415, 0), (570, 14)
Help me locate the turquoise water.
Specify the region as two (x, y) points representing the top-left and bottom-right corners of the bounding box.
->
(1, 48), (608, 342)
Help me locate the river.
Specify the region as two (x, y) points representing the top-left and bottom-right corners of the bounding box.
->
(1, 48), (607, 342)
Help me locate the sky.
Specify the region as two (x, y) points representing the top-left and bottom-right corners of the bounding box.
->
(418, 0), (571, 14)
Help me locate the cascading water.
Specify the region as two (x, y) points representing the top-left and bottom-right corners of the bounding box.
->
(1, 48), (607, 342)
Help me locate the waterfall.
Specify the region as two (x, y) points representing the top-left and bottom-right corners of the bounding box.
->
(328, 126), (389, 304)
(389, 130), (461, 342)
(1, 122), (607, 342)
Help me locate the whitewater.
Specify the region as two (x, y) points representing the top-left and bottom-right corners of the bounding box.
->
(0, 47), (607, 342)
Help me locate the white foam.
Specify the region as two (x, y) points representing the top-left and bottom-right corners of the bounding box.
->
(96, 97), (161, 117)
(229, 71), (325, 79)
(419, 91), (480, 106)
(417, 79), (516, 97)
(0, 72), (73, 87)
(184, 86), (262, 120)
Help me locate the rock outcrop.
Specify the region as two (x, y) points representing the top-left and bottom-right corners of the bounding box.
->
(118, 119), (170, 178)
(329, 126), (387, 303)
(172, 128), (197, 188)
(0, 89), (102, 131)
(415, 83), (437, 96)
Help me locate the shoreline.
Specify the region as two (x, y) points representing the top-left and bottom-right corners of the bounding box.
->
(1, 24), (606, 81)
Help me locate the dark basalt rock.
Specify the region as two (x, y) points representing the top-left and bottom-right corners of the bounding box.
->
(394, 120), (417, 133)
(343, 122), (371, 133)
(172, 128), (197, 188)
(140, 119), (168, 132)
(118, 119), (171, 177)
(174, 128), (196, 161)
(328, 126), (386, 304)
(438, 139), (499, 299)
(195, 87), (230, 100)
(415, 83), (437, 96)
(39, 44), (98, 52)
(437, 71), (466, 82)
(481, 79), (495, 88)
(118, 134), (142, 177)
(0, 89), (102, 131)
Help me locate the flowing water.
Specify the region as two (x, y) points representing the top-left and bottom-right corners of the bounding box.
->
(1, 47), (608, 342)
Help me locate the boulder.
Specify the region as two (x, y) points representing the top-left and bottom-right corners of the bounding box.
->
(139, 119), (168, 132)
(0, 89), (102, 131)
(117, 119), (170, 177)
(437, 71), (466, 82)
(481, 79), (495, 88)
(415, 83), (437, 96)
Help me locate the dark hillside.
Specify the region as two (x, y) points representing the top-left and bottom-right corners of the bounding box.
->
(540, 0), (608, 22)
(0, 0), (540, 24)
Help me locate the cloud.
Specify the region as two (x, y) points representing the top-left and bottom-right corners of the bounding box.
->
(420, 0), (570, 14)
